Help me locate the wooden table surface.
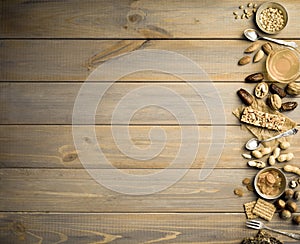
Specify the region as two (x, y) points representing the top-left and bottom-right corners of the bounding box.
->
(1, 0), (300, 243)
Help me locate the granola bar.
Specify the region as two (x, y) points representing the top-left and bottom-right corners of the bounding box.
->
(241, 107), (285, 131)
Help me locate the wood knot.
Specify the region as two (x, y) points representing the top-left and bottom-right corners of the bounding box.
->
(126, 9), (146, 24)
(62, 151), (78, 162)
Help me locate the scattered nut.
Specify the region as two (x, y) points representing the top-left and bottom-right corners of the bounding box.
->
(279, 141), (290, 150)
(274, 199), (286, 210)
(253, 49), (265, 63)
(272, 147), (281, 159)
(255, 82), (269, 99)
(286, 82), (300, 96)
(292, 215), (300, 225)
(244, 42), (260, 53)
(234, 188), (244, 197)
(242, 178), (252, 185)
(280, 209), (292, 220)
(242, 153), (252, 159)
(262, 42), (273, 55)
(280, 102), (298, 112)
(237, 88), (254, 106)
(239, 5), (244, 9)
(238, 56), (251, 65)
(268, 155), (276, 166)
(289, 180), (299, 189)
(286, 200), (298, 213)
(248, 160), (266, 168)
(245, 72), (264, 83)
(267, 94), (282, 110)
(269, 84), (286, 98)
(278, 153), (294, 163)
(284, 165), (300, 176)
(251, 150), (263, 159)
(294, 191), (300, 201)
(260, 147), (271, 156)
(284, 189), (295, 200)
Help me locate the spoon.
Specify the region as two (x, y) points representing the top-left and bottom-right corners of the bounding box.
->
(245, 128), (298, 151)
(244, 29), (298, 48)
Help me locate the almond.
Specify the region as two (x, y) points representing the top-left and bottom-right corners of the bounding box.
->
(262, 42), (273, 55)
(244, 42), (260, 53)
(253, 49), (264, 63)
(238, 56), (251, 65)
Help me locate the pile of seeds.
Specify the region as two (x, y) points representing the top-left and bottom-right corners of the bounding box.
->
(233, 3), (258, 20)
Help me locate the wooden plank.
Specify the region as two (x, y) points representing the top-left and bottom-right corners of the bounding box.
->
(0, 168), (261, 212)
(1, 40), (300, 81)
(1, 0), (300, 39)
(1, 82), (299, 124)
(0, 213), (299, 243)
(0, 125), (299, 169)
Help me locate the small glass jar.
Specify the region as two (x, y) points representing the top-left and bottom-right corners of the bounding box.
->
(266, 47), (300, 83)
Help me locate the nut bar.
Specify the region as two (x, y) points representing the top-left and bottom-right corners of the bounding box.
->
(241, 107), (285, 131)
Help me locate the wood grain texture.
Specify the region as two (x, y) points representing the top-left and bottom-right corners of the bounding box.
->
(0, 125), (299, 169)
(0, 213), (299, 243)
(1, 0), (300, 38)
(0, 168), (262, 212)
(2, 40), (300, 81)
(1, 82), (299, 124)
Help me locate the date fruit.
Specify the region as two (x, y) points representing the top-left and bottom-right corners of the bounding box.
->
(269, 84), (286, 98)
(245, 72), (264, 83)
(280, 102), (298, 112)
(237, 88), (254, 106)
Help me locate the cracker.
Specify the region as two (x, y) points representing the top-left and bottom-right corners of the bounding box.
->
(244, 201), (258, 219)
(253, 198), (276, 221)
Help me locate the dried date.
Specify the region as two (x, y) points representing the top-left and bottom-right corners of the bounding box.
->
(237, 88), (254, 106)
(245, 72), (264, 83)
(269, 84), (286, 98)
(280, 102), (298, 112)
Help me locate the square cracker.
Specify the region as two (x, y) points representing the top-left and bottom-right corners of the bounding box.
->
(253, 198), (276, 221)
(244, 201), (258, 219)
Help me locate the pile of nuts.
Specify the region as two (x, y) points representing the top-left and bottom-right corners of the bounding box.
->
(259, 7), (285, 33)
(233, 3), (258, 20)
(238, 42), (273, 65)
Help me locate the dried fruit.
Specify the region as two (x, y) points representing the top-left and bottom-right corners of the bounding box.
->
(286, 82), (300, 95)
(237, 88), (254, 106)
(245, 72), (264, 82)
(244, 42), (260, 53)
(262, 42), (273, 55)
(280, 101), (298, 112)
(294, 191), (300, 201)
(255, 82), (269, 98)
(253, 49), (265, 63)
(267, 94), (282, 110)
(269, 84), (286, 98)
(238, 56), (251, 65)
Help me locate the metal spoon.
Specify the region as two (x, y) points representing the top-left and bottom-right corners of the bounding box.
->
(245, 128), (298, 151)
(244, 29), (298, 48)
